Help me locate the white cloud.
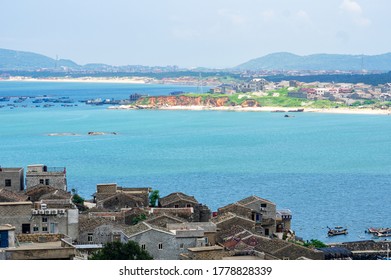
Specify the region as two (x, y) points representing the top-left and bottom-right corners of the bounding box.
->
(217, 9), (246, 26)
(340, 0), (371, 27)
(261, 9), (276, 22)
(295, 10), (311, 22)
(340, 0), (362, 14)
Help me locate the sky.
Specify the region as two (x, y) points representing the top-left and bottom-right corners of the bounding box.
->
(0, 0), (390, 68)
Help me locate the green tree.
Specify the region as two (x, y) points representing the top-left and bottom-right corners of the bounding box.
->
(149, 190), (160, 207)
(131, 213), (147, 225)
(303, 239), (327, 248)
(71, 188), (85, 205)
(89, 241), (153, 260)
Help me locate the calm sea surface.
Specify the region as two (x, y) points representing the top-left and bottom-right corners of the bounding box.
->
(1, 81), (390, 243)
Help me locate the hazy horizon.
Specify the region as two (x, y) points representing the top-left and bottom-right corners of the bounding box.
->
(1, 0), (390, 68)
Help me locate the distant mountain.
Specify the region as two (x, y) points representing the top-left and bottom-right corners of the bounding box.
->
(235, 52), (391, 71)
(0, 48), (80, 70)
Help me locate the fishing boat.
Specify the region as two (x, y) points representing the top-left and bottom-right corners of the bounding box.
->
(366, 227), (391, 237)
(327, 226), (348, 236)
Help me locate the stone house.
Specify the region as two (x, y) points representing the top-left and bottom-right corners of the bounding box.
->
(145, 213), (187, 228)
(97, 192), (146, 211)
(26, 164), (67, 191)
(78, 215), (123, 244)
(0, 167), (24, 193)
(167, 222), (217, 246)
(149, 207), (194, 221)
(94, 183), (151, 209)
(0, 185), (78, 239)
(212, 212), (256, 243)
(0, 201), (34, 234)
(158, 192), (211, 222)
(221, 225), (324, 260)
(121, 221), (207, 260)
(236, 195), (278, 237)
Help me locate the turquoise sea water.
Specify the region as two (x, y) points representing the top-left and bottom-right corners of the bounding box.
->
(1, 81), (391, 243)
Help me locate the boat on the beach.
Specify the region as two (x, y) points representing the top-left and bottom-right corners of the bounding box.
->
(327, 226), (348, 236)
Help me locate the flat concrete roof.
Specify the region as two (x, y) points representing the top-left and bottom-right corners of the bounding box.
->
(0, 201), (32, 206)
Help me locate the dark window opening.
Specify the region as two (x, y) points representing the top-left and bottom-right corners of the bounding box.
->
(5, 179), (11, 187)
(22, 224), (30, 234)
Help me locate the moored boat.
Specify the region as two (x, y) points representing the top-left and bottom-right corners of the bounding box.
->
(327, 226), (348, 236)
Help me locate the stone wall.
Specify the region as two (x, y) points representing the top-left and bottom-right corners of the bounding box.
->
(0, 202), (33, 233)
(16, 233), (64, 243)
(126, 230), (198, 260)
(183, 247), (234, 260)
(97, 183), (117, 194)
(26, 173), (67, 191)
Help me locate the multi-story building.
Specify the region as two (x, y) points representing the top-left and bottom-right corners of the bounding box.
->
(25, 164), (67, 191)
(0, 167), (24, 193)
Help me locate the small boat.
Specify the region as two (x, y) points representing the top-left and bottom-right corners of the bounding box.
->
(327, 226), (348, 236)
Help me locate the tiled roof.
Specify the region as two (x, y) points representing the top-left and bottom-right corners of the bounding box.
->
(25, 184), (71, 201)
(159, 192), (198, 207)
(237, 195), (275, 206)
(122, 222), (172, 237)
(150, 207), (193, 217)
(0, 188), (28, 202)
(78, 215), (121, 232)
(211, 212), (253, 225)
(146, 213), (187, 226)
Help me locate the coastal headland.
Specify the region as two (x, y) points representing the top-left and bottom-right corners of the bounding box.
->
(109, 95), (391, 115)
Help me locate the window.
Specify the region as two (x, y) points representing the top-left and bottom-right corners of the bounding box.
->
(39, 179), (44, 184)
(141, 244), (146, 250)
(179, 243), (184, 249)
(33, 226), (39, 232)
(261, 203), (267, 208)
(174, 204), (179, 208)
(5, 179), (11, 187)
(42, 226), (48, 232)
(186, 204), (192, 208)
(87, 233), (93, 243)
(45, 179), (50, 185)
(158, 243), (163, 250)
(42, 217), (48, 223)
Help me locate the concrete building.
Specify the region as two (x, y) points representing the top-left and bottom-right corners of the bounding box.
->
(26, 164), (67, 191)
(0, 167), (24, 193)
